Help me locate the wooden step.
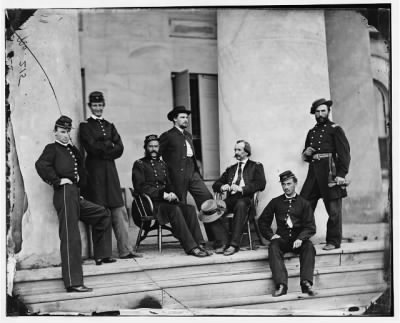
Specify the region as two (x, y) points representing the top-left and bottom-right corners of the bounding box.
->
(14, 241), (384, 283)
(168, 283), (386, 310)
(162, 263), (384, 307)
(22, 262), (384, 313)
(13, 241), (386, 314)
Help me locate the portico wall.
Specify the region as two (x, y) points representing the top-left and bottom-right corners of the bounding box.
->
(7, 8), (388, 269)
(79, 9), (218, 189)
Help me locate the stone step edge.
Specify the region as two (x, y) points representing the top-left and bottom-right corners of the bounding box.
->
(20, 262), (384, 304)
(15, 240), (384, 283)
(170, 283), (387, 309)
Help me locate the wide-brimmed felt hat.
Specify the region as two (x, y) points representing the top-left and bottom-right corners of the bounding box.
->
(198, 199), (226, 223)
(167, 106), (191, 121)
(310, 98), (332, 114)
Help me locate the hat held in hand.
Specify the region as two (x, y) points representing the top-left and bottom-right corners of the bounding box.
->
(198, 199), (226, 223)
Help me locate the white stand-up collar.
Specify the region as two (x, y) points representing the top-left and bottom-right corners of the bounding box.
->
(90, 115), (104, 120)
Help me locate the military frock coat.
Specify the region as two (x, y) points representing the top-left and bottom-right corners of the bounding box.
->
(258, 194), (316, 242)
(132, 156), (177, 225)
(35, 142), (85, 187)
(159, 127), (201, 192)
(79, 117), (124, 208)
(300, 119), (351, 201)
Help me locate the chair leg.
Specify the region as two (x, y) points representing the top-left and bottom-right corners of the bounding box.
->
(85, 224), (94, 258)
(135, 224), (144, 252)
(158, 225), (162, 253)
(247, 220), (253, 250)
(253, 217), (265, 246)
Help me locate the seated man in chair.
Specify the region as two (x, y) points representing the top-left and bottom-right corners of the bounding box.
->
(211, 140), (266, 256)
(131, 134), (211, 257)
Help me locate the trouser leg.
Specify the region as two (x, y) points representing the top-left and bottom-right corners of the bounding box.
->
(205, 219), (229, 247)
(187, 169), (215, 243)
(298, 240), (316, 284)
(53, 184), (83, 289)
(179, 204), (205, 244)
(110, 206), (132, 257)
(228, 196), (251, 247)
(80, 199), (112, 259)
(161, 204), (198, 253)
(269, 238), (290, 287)
(323, 198), (342, 247)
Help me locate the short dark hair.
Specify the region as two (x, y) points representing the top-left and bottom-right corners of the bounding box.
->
(54, 125), (70, 132)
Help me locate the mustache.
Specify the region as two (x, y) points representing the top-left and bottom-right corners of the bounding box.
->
(146, 150), (160, 156)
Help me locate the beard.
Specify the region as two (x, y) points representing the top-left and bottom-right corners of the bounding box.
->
(316, 116), (328, 124)
(145, 150), (160, 159)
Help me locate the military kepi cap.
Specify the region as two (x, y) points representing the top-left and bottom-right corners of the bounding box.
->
(89, 91), (105, 104)
(310, 98), (332, 114)
(167, 106), (191, 121)
(55, 115), (72, 130)
(144, 134), (159, 147)
(279, 170), (297, 182)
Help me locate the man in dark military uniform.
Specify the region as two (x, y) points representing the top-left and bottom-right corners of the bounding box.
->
(159, 106), (216, 245)
(132, 135), (211, 257)
(300, 98), (351, 251)
(35, 116), (116, 293)
(259, 171), (316, 297)
(211, 140), (266, 256)
(79, 91), (141, 258)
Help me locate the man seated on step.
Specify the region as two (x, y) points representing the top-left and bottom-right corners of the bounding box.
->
(35, 116), (116, 293)
(258, 170), (316, 297)
(132, 134), (212, 257)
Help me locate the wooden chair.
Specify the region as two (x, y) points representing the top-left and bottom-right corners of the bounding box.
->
(128, 188), (175, 253)
(214, 191), (264, 250)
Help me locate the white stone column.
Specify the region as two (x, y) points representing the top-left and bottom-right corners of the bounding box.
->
(325, 10), (384, 222)
(217, 9), (331, 231)
(8, 9), (84, 268)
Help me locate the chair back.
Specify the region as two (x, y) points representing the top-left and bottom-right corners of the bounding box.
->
(129, 188), (154, 230)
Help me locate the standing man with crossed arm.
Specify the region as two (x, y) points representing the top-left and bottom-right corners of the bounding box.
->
(79, 91), (141, 259)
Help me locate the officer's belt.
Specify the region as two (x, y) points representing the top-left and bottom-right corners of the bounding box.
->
(312, 153), (331, 160)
